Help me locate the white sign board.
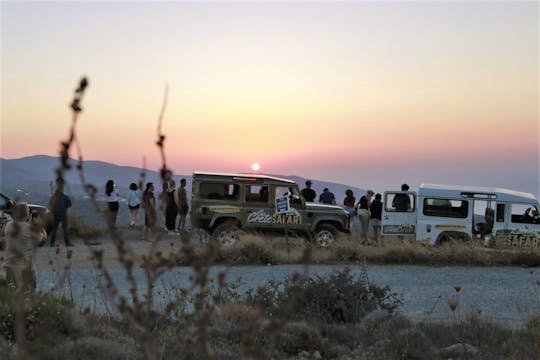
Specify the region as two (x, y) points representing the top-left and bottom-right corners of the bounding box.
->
(275, 195), (290, 214)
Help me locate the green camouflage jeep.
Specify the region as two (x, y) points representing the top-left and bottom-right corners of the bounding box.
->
(191, 172), (350, 246)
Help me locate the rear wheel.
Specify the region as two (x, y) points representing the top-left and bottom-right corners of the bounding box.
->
(314, 224), (338, 247)
(212, 221), (243, 247)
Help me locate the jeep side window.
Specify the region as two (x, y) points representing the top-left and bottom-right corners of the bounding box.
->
(423, 198), (468, 218)
(385, 193), (415, 212)
(496, 203), (505, 222)
(276, 186), (302, 204)
(198, 182), (239, 200)
(246, 185), (269, 202)
(511, 204), (539, 224)
(224, 184), (239, 199)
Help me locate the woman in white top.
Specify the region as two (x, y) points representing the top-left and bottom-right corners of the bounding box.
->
(127, 182), (141, 226)
(105, 179), (120, 227)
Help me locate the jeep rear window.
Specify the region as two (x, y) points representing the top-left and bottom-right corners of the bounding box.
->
(423, 198), (468, 218)
(198, 183), (239, 200)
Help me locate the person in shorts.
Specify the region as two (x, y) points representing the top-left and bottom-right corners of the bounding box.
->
(127, 182), (141, 226)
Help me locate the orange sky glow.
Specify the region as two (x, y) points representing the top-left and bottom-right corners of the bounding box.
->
(1, 2), (538, 195)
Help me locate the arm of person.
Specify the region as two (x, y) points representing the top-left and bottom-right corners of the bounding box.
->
(174, 190), (180, 207)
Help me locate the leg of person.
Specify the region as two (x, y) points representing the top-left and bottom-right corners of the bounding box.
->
(50, 216), (60, 246)
(165, 208), (173, 231)
(61, 215), (72, 246)
(21, 267), (36, 292)
(134, 208), (140, 226)
(360, 211), (369, 244)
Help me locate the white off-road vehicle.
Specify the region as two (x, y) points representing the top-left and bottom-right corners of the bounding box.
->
(382, 184), (540, 249)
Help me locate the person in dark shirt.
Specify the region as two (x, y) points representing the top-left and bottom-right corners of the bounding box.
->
(319, 188), (336, 205)
(343, 189), (356, 215)
(301, 180), (316, 202)
(369, 193), (383, 244)
(49, 178), (73, 247)
(392, 183), (411, 212)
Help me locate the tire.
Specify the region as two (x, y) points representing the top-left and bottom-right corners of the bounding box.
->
(314, 224), (338, 247)
(212, 221), (243, 247)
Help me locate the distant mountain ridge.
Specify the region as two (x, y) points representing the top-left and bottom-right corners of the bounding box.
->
(0, 155), (367, 201)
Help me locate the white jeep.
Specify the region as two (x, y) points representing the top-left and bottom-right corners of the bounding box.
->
(381, 184), (540, 249)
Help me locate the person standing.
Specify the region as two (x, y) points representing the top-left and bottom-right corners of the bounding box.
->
(165, 180), (178, 234)
(343, 189), (356, 215)
(319, 188), (336, 205)
(142, 182), (156, 241)
(177, 178), (189, 231)
(127, 182), (141, 226)
(369, 193), (383, 245)
(343, 189), (358, 233)
(301, 180), (316, 202)
(357, 190), (374, 244)
(105, 179), (120, 227)
(392, 183), (411, 212)
(5, 202), (46, 291)
(49, 178), (73, 247)
(157, 182), (168, 229)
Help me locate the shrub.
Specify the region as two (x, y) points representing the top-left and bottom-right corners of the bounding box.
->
(0, 283), (74, 342)
(244, 268), (401, 323)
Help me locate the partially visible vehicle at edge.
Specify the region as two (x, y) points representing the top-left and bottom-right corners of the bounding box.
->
(382, 184), (540, 249)
(0, 192), (50, 237)
(191, 172), (350, 247)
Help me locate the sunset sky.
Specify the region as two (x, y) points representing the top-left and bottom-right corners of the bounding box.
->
(1, 1), (538, 196)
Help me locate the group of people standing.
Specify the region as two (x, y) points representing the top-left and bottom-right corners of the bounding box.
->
(92, 179), (158, 240)
(301, 180), (386, 245)
(158, 178), (189, 235)
(103, 178), (188, 237)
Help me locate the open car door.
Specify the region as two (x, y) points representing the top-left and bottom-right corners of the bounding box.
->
(382, 191), (417, 238)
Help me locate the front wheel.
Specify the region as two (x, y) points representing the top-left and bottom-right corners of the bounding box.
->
(313, 224), (338, 247)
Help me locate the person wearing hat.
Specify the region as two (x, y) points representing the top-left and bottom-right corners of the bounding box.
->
(301, 180), (316, 202)
(356, 189), (374, 244)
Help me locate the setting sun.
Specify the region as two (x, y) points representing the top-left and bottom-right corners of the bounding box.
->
(251, 163), (260, 172)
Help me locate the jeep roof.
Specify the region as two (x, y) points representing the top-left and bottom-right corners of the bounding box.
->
(419, 184), (538, 204)
(193, 171), (296, 186)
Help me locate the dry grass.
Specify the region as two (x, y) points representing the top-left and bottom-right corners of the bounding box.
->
(204, 233), (540, 267)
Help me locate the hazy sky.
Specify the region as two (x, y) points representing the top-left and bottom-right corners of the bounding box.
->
(1, 1), (539, 196)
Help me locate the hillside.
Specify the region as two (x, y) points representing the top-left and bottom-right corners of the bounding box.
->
(1, 155), (366, 226)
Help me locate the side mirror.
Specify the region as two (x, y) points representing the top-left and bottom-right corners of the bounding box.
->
(6, 199), (15, 210)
